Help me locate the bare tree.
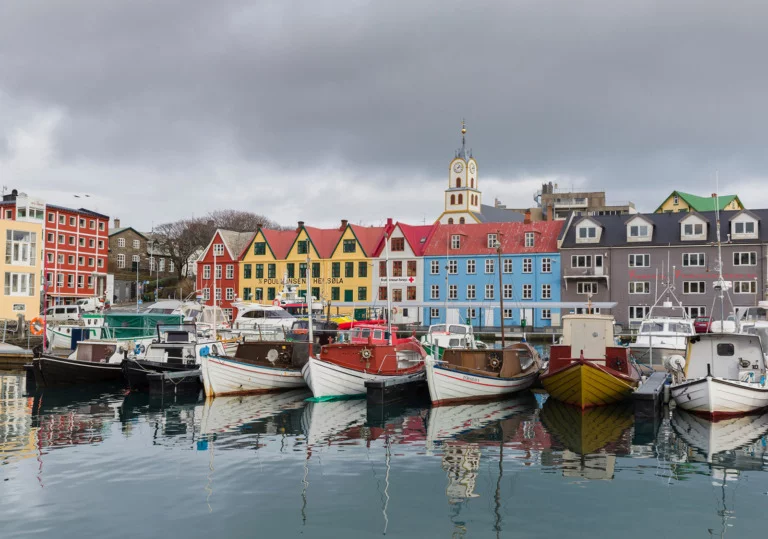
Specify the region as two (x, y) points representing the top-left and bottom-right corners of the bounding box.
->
(207, 210), (282, 232)
(154, 218), (216, 280)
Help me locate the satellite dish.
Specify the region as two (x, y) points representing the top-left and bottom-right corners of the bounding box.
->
(266, 349), (279, 364)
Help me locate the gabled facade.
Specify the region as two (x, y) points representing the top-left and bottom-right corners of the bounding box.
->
(559, 210), (768, 327)
(196, 229), (254, 320)
(239, 226), (297, 303)
(655, 191), (743, 214)
(422, 220), (563, 328)
(372, 222), (437, 324)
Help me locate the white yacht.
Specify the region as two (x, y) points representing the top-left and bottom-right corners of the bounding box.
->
(629, 316), (695, 370)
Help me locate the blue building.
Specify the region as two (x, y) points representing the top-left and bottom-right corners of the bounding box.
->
(422, 221), (564, 328)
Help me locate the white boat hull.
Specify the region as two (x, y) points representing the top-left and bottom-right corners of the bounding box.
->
(425, 359), (538, 405)
(202, 355), (306, 397)
(671, 376), (768, 418)
(301, 356), (425, 398)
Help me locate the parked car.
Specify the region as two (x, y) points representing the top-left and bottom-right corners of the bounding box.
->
(75, 297), (104, 313)
(41, 304), (84, 323)
(694, 316), (712, 333)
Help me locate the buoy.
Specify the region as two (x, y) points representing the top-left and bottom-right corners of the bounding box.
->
(272, 299), (280, 306)
(29, 318), (44, 336)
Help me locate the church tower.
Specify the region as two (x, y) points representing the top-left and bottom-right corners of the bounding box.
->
(437, 121), (482, 224)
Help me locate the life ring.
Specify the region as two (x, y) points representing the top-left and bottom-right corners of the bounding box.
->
(29, 318), (44, 336)
(272, 299), (281, 306)
(391, 306), (398, 315)
(360, 348), (372, 360)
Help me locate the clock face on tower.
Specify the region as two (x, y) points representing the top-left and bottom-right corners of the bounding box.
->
(453, 162), (464, 173)
(469, 163), (476, 173)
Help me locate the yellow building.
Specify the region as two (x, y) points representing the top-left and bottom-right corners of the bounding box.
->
(0, 220), (42, 319)
(238, 220), (392, 318)
(655, 191), (743, 213)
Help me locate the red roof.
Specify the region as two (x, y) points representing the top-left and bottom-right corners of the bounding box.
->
(397, 223), (438, 256)
(423, 221), (563, 256)
(304, 226), (345, 258)
(261, 229), (297, 259)
(348, 224), (393, 257)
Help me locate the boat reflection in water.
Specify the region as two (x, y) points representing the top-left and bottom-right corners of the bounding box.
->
(301, 399), (369, 448)
(540, 398), (633, 480)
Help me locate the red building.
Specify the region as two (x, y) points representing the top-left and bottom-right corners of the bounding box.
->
(0, 189), (109, 307)
(196, 230), (254, 321)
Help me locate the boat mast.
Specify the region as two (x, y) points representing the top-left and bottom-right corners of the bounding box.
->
(306, 254), (314, 354)
(714, 176), (726, 330)
(385, 230), (393, 345)
(213, 248), (217, 343)
(496, 230), (505, 348)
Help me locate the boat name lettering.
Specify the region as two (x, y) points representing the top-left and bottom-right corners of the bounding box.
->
(461, 374), (479, 382)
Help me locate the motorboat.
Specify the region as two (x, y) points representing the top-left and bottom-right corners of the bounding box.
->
(667, 332), (768, 418)
(541, 314), (641, 409)
(31, 340), (130, 388)
(230, 303), (296, 336)
(121, 323), (222, 391)
(420, 323), (487, 360)
(628, 316), (695, 370)
(424, 342), (541, 405)
(202, 320), (338, 397)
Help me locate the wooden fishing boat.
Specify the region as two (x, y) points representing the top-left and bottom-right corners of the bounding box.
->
(202, 320), (338, 397)
(425, 343), (541, 405)
(540, 314), (641, 409)
(32, 341), (125, 388)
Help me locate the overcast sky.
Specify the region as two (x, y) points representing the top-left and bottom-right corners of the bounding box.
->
(2, 0), (767, 231)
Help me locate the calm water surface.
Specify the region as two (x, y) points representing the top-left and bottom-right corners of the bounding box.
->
(2, 369), (768, 538)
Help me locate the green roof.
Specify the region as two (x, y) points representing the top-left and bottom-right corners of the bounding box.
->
(656, 191), (742, 213)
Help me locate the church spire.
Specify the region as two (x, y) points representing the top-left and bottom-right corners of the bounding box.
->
(456, 119), (468, 160)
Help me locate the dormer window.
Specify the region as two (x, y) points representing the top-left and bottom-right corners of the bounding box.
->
(579, 227), (596, 239)
(673, 195), (679, 205)
(629, 225), (648, 237)
(525, 232), (534, 247)
(451, 235), (461, 249)
(735, 222), (755, 234)
(683, 223), (703, 236)
(487, 233), (497, 248)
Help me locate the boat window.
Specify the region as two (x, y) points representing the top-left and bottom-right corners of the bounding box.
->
(361, 329), (371, 338)
(716, 343), (735, 356)
(373, 330), (383, 340)
(746, 308), (768, 322)
(448, 325), (468, 335)
(640, 322), (664, 333)
(519, 351), (534, 371)
(266, 310), (292, 319)
(668, 323), (691, 334)
(430, 325), (446, 334)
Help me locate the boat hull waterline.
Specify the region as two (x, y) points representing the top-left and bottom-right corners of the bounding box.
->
(671, 376), (768, 418)
(302, 356), (425, 399)
(202, 355), (306, 397)
(121, 359), (196, 391)
(540, 361), (637, 409)
(425, 359), (539, 406)
(33, 355), (123, 388)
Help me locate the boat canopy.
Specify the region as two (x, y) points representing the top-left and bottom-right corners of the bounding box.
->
(102, 313), (184, 339)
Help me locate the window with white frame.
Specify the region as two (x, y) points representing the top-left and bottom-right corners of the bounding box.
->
(522, 258), (532, 273)
(682, 253), (705, 267)
(67, 274), (74, 287)
(70, 217), (76, 226)
(429, 260), (439, 274)
(59, 215), (65, 224)
(67, 255), (74, 265)
(629, 224), (649, 237)
(503, 258), (513, 273)
(448, 285), (458, 300)
(69, 236), (75, 245)
(629, 281), (650, 294)
(466, 259), (476, 274)
(683, 223), (704, 236)
(215, 265), (222, 279)
(466, 308), (477, 319)
(98, 240), (104, 249)
(47, 232), (53, 243)
(226, 265), (234, 279)
(226, 288), (235, 300)
(572, 255), (592, 268)
(541, 284), (551, 299)
(98, 258), (104, 268)
(629, 306), (650, 321)
(733, 252), (757, 266)
(132, 239), (140, 249)
(46, 253), (53, 263)
(87, 276), (93, 288)
(169, 261), (174, 273)
(6, 230), (37, 266)
(578, 227), (597, 239)
(158, 258), (165, 272)
(466, 284), (476, 300)
(685, 306), (706, 318)
(430, 308), (440, 318)
(78, 256), (84, 266)
(503, 308), (513, 319)
(430, 285), (439, 299)
(222, 308), (233, 322)
(522, 284), (532, 299)
(58, 254), (64, 264)
(203, 288), (210, 300)
(734, 281), (757, 294)
(79, 237), (85, 247)
(503, 284), (513, 299)
(89, 220), (95, 229)
(203, 265), (210, 279)
(149, 257), (156, 272)
(215, 288), (222, 300)
(89, 239), (94, 248)
(213, 244), (225, 256)
(77, 275), (84, 288)
(486, 234), (497, 248)
(117, 238), (125, 248)
(734, 221), (755, 235)
(628, 254), (650, 267)
(481, 283), (493, 300)
(485, 259), (495, 273)
(525, 232), (534, 247)
(451, 235), (461, 249)
(447, 260), (457, 274)
(117, 254), (125, 268)
(542, 309), (552, 320)
(4, 273), (34, 296)
(541, 258), (552, 273)
(576, 282), (598, 295)
(132, 255), (139, 264)
(683, 281), (705, 294)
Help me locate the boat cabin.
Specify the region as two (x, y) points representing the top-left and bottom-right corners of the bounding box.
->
(549, 314), (633, 376)
(440, 343), (538, 378)
(67, 341), (120, 364)
(637, 318), (696, 337)
(685, 333), (766, 381)
(423, 324), (486, 350)
(142, 324), (224, 367)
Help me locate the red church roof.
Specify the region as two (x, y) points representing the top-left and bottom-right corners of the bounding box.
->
(423, 221), (563, 256)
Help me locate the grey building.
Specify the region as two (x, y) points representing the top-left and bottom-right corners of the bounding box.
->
(558, 209), (767, 328)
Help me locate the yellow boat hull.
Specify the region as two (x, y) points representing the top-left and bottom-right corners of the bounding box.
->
(541, 362), (637, 409)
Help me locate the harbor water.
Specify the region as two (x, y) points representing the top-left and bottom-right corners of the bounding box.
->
(2, 370), (767, 538)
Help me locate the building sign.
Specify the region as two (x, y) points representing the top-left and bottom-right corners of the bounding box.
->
(12, 304), (25, 312)
(251, 278), (345, 286)
(379, 277), (417, 284)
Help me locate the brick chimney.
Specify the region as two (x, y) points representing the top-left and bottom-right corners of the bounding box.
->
(524, 209), (532, 224)
(340, 219), (348, 230)
(114, 217), (121, 228)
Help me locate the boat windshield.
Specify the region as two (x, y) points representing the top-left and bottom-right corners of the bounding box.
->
(640, 322), (664, 333)
(745, 308), (768, 322)
(448, 325), (469, 335)
(265, 310), (293, 319)
(430, 325), (447, 334)
(668, 322), (693, 334)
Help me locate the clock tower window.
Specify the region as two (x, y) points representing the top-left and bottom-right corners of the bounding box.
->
(458, 194), (463, 204)
(459, 217), (466, 224)
(455, 177), (461, 188)
(450, 194), (456, 205)
(448, 218), (454, 224)
(470, 178), (474, 188)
